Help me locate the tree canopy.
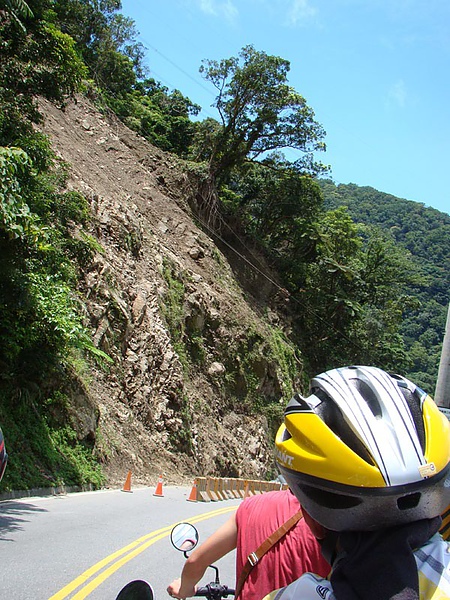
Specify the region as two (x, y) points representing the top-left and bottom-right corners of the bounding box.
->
(199, 45), (329, 182)
(319, 179), (449, 390)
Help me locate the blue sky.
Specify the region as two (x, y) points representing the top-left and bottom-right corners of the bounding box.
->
(120, 0), (449, 215)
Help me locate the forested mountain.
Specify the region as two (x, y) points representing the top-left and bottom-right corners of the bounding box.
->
(1, 0), (448, 493)
(319, 180), (450, 391)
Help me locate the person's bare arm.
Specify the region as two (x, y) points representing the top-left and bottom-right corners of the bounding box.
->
(167, 512), (238, 599)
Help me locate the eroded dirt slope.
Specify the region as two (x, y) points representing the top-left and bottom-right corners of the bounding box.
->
(40, 95), (293, 487)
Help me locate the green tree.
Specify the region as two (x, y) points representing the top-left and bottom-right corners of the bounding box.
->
(293, 209), (416, 373)
(0, 6), (86, 144)
(319, 179), (450, 389)
(0, 0), (33, 30)
(199, 45), (329, 182)
(220, 152), (323, 278)
(51, 0), (145, 93)
(116, 79), (201, 156)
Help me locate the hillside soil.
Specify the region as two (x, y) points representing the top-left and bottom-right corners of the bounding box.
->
(39, 95), (290, 488)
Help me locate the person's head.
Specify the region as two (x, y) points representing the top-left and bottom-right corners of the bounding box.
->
(0, 427), (7, 482)
(275, 365), (450, 533)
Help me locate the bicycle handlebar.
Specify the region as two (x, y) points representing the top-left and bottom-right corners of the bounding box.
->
(195, 584), (235, 599)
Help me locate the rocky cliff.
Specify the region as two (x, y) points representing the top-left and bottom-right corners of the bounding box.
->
(39, 95), (301, 487)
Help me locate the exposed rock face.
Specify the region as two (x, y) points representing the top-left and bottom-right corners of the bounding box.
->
(39, 96), (298, 487)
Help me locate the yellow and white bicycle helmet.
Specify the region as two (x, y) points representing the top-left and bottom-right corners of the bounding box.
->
(275, 365), (450, 531)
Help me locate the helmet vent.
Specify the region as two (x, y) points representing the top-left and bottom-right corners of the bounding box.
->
(282, 428), (292, 442)
(400, 388), (426, 452)
(351, 379), (382, 417)
(397, 492), (421, 511)
(301, 484), (362, 509)
(312, 388), (374, 465)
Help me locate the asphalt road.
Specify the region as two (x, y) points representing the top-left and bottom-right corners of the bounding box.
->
(0, 485), (240, 600)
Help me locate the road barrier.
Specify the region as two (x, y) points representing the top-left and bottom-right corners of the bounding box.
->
(191, 476), (287, 502)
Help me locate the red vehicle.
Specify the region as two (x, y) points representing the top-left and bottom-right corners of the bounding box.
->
(0, 427), (7, 482)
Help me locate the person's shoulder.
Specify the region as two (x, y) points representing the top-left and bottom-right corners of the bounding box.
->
(421, 532), (450, 551)
(415, 534), (450, 597)
(417, 532), (450, 563)
(262, 574), (335, 600)
(240, 489), (278, 507)
(239, 489), (294, 510)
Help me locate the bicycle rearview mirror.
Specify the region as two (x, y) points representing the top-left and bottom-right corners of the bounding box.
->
(170, 522), (199, 553)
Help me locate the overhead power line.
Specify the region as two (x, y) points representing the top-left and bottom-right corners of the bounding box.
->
(194, 211), (367, 357)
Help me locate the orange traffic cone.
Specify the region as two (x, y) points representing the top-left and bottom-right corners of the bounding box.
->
(153, 474), (164, 497)
(187, 479), (198, 502)
(122, 470), (132, 493)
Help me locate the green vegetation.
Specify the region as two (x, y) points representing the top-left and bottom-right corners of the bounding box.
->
(198, 45), (329, 183)
(319, 180), (449, 390)
(1, 0), (448, 489)
(159, 258), (190, 372)
(0, 392), (104, 490)
(0, 0), (111, 491)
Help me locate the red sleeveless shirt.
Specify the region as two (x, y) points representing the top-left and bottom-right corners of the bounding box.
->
(235, 490), (330, 600)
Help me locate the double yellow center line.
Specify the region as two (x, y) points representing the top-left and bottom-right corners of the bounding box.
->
(49, 505), (237, 600)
